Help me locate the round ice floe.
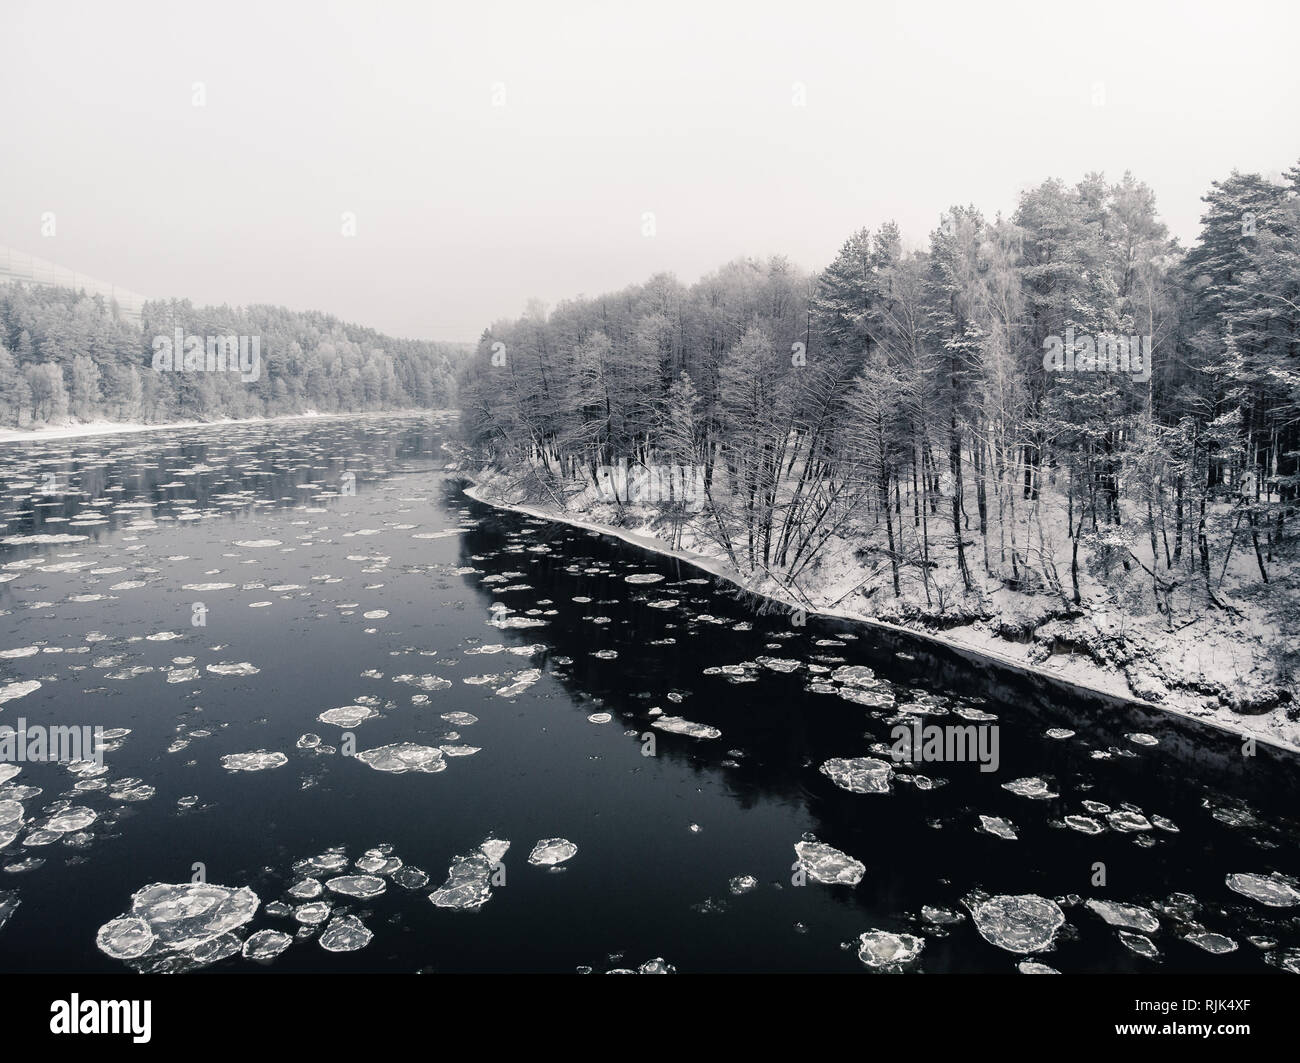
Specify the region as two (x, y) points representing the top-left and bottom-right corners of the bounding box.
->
(325, 874), (386, 898)
(527, 838), (578, 866)
(354, 742), (446, 774)
(96, 917), (154, 960)
(319, 915), (372, 952)
(440, 712), (478, 726)
(1018, 960), (1060, 973)
(587, 712), (612, 724)
(1225, 872), (1300, 908)
(220, 751), (288, 772)
(0, 800), (24, 828)
(971, 895), (1065, 954)
(293, 901), (332, 924)
(287, 879), (322, 899)
(794, 841), (864, 886)
(1106, 811), (1151, 832)
(242, 929), (293, 960)
(317, 706), (378, 728)
(624, 573), (664, 584)
(97, 882), (259, 964)
(856, 931), (924, 968)
(46, 807), (97, 833)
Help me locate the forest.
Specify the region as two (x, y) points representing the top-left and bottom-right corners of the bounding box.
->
(0, 286), (466, 426)
(459, 165), (1300, 718)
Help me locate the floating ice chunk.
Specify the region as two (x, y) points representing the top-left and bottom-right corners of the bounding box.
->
(625, 573), (665, 584)
(971, 895), (1065, 953)
(978, 816), (1018, 840)
(637, 957), (675, 973)
(479, 839), (510, 865)
(0, 680), (41, 706)
(392, 867), (429, 889)
(794, 841), (864, 886)
(1118, 932), (1160, 959)
(0, 800), (23, 827)
(922, 906), (965, 926)
(363, 610), (388, 619)
(1126, 732), (1158, 747)
(242, 929), (293, 960)
(1085, 898), (1159, 934)
(1225, 872), (1300, 908)
(288, 879), (322, 899)
(1106, 811), (1151, 832)
(207, 662), (260, 677)
(819, 757), (893, 794)
(755, 656), (800, 673)
(1186, 931), (1237, 954)
(528, 838), (578, 866)
(0, 766), (21, 787)
(354, 742), (446, 774)
(319, 915), (372, 952)
(495, 668), (542, 697)
(167, 667), (200, 684)
(430, 852), (495, 910)
(46, 807), (97, 833)
(1002, 777), (1057, 800)
(294, 901), (332, 924)
(857, 931), (924, 969)
(318, 706), (378, 727)
(1018, 960), (1060, 973)
(95, 916), (154, 960)
(234, 540), (282, 548)
(729, 875), (758, 895)
(830, 665), (878, 687)
(100, 882), (259, 960)
(652, 716), (721, 740)
(325, 874), (386, 898)
(221, 751), (288, 772)
(393, 674), (453, 692)
(441, 712), (478, 726)
(587, 712), (612, 724)
(1064, 815), (1104, 835)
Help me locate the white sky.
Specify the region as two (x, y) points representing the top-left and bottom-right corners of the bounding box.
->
(2, 0), (1297, 342)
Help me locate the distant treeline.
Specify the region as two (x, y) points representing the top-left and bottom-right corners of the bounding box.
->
(0, 284), (469, 427)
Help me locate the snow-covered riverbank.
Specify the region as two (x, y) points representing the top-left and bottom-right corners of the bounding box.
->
(462, 468), (1300, 756)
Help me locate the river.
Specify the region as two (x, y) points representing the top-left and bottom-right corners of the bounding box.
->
(0, 412), (1297, 973)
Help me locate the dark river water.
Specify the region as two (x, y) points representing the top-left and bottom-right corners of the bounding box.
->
(0, 413), (1298, 974)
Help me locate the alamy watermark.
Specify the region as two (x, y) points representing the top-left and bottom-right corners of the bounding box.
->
(594, 463), (706, 510)
(151, 328), (261, 382)
(1042, 329), (1152, 383)
(0, 719), (105, 766)
(890, 720), (999, 773)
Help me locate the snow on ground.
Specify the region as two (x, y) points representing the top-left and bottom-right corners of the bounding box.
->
(464, 467), (1300, 754)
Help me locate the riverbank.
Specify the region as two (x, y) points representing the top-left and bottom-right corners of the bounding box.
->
(461, 467), (1300, 756)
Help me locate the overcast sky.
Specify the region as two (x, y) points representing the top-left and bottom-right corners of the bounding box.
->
(2, 0), (1297, 342)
